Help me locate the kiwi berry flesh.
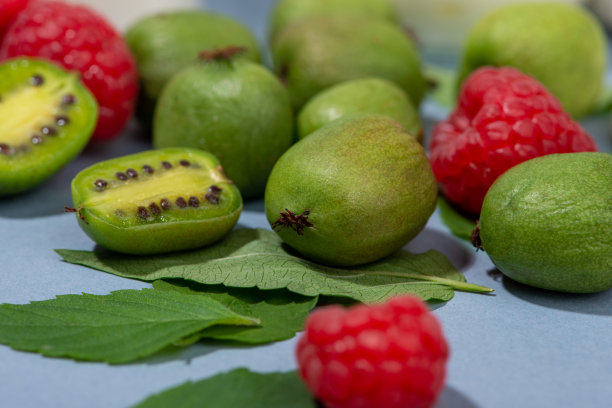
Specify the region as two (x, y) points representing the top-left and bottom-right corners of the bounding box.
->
(0, 58), (98, 196)
(70, 148), (243, 255)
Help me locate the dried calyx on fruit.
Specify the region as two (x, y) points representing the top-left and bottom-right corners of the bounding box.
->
(69, 148), (242, 255)
(429, 66), (597, 214)
(0, 58), (97, 196)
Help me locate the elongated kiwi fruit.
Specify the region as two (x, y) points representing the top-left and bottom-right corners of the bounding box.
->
(0, 58), (98, 196)
(70, 148), (243, 255)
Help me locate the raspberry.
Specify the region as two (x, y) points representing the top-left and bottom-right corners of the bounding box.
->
(429, 66), (597, 214)
(0, 0), (138, 141)
(296, 295), (449, 408)
(0, 0), (30, 39)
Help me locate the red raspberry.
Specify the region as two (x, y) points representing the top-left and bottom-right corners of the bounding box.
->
(429, 66), (597, 214)
(0, 0), (31, 39)
(0, 0), (138, 141)
(296, 295), (449, 408)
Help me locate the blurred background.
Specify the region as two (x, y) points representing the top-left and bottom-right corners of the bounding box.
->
(75, 0), (612, 65)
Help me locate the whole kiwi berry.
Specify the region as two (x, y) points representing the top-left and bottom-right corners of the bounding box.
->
(265, 115), (437, 267)
(272, 15), (426, 110)
(153, 47), (293, 200)
(474, 152), (612, 293)
(126, 10), (261, 124)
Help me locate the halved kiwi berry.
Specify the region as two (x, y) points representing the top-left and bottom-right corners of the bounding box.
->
(69, 148), (243, 254)
(0, 58), (98, 196)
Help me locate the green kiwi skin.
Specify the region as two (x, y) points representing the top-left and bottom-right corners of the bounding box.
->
(71, 148), (243, 255)
(0, 58), (98, 196)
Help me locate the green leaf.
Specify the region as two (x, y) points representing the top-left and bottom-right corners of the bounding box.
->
(132, 368), (315, 408)
(425, 64), (457, 109)
(57, 228), (491, 304)
(437, 197), (478, 242)
(0, 289), (257, 364)
(153, 280), (317, 344)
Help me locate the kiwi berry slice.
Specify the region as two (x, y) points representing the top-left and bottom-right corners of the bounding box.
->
(0, 58), (98, 196)
(70, 148), (243, 255)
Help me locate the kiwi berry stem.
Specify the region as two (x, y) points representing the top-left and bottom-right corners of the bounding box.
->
(272, 208), (313, 236)
(198, 46), (247, 62)
(375, 271), (494, 294)
(471, 221), (483, 251)
(64, 206), (87, 224)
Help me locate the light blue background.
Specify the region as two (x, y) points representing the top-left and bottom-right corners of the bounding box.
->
(1, 1), (612, 407)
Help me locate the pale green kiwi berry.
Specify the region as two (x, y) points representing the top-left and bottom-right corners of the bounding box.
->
(126, 11), (261, 123)
(153, 50), (293, 200)
(269, 0), (398, 41)
(265, 115), (437, 267)
(477, 152), (612, 293)
(70, 148), (242, 255)
(297, 77), (422, 142)
(458, 3), (606, 119)
(272, 16), (426, 110)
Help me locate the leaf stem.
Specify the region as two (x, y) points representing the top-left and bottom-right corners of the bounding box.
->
(376, 271), (494, 293)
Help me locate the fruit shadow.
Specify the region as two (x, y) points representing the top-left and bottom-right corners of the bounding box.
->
(501, 270), (612, 316)
(435, 385), (481, 408)
(404, 227), (476, 271)
(133, 339), (263, 367)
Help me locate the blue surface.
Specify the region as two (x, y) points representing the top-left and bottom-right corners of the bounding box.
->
(1, 1), (612, 407)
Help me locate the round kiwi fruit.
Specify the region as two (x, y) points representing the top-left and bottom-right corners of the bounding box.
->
(0, 57), (98, 196)
(153, 48), (293, 200)
(70, 147), (243, 255)
(265, 115), (437, 267)
(475, 152), (612, 293)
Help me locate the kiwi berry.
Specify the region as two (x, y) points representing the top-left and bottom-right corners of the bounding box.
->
(0, 58), (98, 196)
(69, 148), (243, 255)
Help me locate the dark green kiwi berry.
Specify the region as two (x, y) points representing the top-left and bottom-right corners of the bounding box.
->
(70, 148), (242, 255)
(153, 47), (293, 200)
(0, 58), (97, 196)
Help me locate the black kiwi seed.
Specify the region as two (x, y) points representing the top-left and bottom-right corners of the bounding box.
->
(205, 192), (220, 205)
(142, 164), (154, 174)
(30, 74), (44, 86)
(62, 94), (75, 105)
(176, 197), (187, 208)
(137, 206), (150, 219)
(160, 198), (171, 210)
(41, 126), (57, 136)
(0, 143), (12, 155)
(115, 171), (128, 180)
(94, 179), (108, 191)
(126, 168), (138, 178)
(55, 116), (70, 126)
(209, 185), (222, 194)
(161, 161), (172, 169)
(31, 135), (43, 145)
(179, 159), (190, 167)
(149, 202), (161, 215)
(188, 196), (200, 207)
